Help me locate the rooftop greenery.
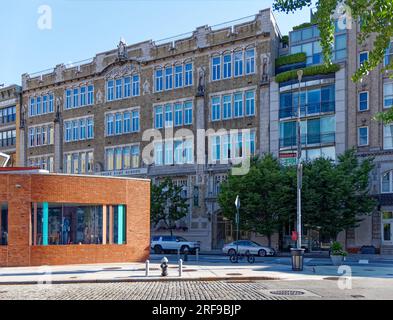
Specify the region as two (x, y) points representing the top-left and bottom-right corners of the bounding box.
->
(275, 63), (341, 83)
(275, 53), (306, 67)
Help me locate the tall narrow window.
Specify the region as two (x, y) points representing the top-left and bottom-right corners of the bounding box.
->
(49, 94), (54, 112)
(359, 51), (369, 67)
(107, 80), (114, 101)
(359, 91), (369, 111)
(245, 48), (255, 74)
(42, 96), (48, 114)
(123, 147), (131, 169)
(132, 110), (140, 132)
(65, 122), (71, 142)
(174, 140), (184, 165)
(87, 118), (94, 139)
(165, 67), (173, 90)
(132, 75), (140, 96)
(212, 136), (221, 161)
(106, 114), (114, 136)
(155, 106), (163, 129)
(223, 134), (231, 160)
(123, 111), (131, 133)
(223, 54), (232, 79)
(1, 202), (8, 245)
(87, 85), (94, 105)
(73, 89), (79, 108)
(155, 69), (163, 92)
(115, 79), (123, 99)
(245, 91), (255, 116)
(36, 96), (42, 115)
(131, 145), (140, 168)
(358, 126), (369, 146)
(212, 56), (221, 81)
(154, 142), (163, 166)
(165, 141), (174, 165)
(212, 97), (221, 121)
(80, 86), (86, 106)
(234, 51), (243, 77)
(65, 90), (71, 109)
(115, 113), (122, 135)
(30, 97), (36, 116)
(79, 119), (86, 140)
(184, 101), (193, 125)
(165, 104), (173, 128)
(234, 93), (243, 117)
(175, 65), (183, 88)
(106, 149), (114, 171)
(184, 63), (193, 86)
(174, 103), (183, 127)
(223, 95), (232, 119)
(124, 77), (131, 97)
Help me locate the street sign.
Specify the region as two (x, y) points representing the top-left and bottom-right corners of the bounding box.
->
(235, 196), (240, 210)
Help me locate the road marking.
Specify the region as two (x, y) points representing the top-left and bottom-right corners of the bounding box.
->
(358, 260), (369, 264)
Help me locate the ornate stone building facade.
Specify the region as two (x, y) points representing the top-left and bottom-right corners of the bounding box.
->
(19, 8), (281, 251)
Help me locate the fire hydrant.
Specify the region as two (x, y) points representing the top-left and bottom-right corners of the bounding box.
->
(160, 257), (168, 277)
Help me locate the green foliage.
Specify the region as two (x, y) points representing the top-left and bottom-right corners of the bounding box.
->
(218, 150), (376, 243)
(281, 35), (289, 46)
(275, 53), (307, 67)
(218, 155), (285, 246)
(273, 0), (393, 84)
(151, 178), (188, 235)
(275, 63), (340, 83)
(331, 241), (347, 256)
(292, 22), (315, 30)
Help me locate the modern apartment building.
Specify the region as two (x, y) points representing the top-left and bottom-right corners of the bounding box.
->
(19, 8), (281, 251)
(269, 19), (349, 251)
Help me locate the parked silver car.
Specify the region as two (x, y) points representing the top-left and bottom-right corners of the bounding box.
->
(222, 240), (276, 257)
(151, 235), (200, 254)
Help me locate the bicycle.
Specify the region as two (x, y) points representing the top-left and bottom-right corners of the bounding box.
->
(229, 250), (255, 264)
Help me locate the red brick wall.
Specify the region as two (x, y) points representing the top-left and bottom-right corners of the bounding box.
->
(0, 174), (150, 267)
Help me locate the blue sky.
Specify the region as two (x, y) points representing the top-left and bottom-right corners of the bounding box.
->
(0, 0), (311, 86)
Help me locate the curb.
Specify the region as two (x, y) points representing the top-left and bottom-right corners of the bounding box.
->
(0, 276), (283, 286)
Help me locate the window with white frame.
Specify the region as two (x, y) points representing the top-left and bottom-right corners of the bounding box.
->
(155, 101), (193, 128)
(359, 51), (369, 67)
(211, 89), (255, 121)
(64, 85), (94, 109)
(234, 51), (243, 77)
(223, 53), (232, 79)
(64, 117), (94, 142)
(385, 42), (393, 67)
(175, 65), (183, 88)
(382, 170), (393, 193)
(210, 130), (256, 163)
(28, 124), (54, 147)
(106, 109), (139, 136)
(28, 155), (54, 172)
(384, 82), (393, 109)
(105, 145), (140, 171)
(245, 48), (255, 74)
(29, 93), (55, 117)
(165, 66), (173, 90)
(184, 63), (193, 86)
(358, 126), (369, 146)
(211, 96), (221, 121)
(154, 138), (193, 166)
(107, 75), (139, 101)
(212, 56), (221, 81)
(155, 69), (163, 92)
(64, 150), (94, 174)
(384, 124), (393, 150)
(359, 91), (369, 111)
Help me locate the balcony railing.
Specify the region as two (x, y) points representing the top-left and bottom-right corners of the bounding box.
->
(280, 132), (336, 148)
(279, 101), (335, 119)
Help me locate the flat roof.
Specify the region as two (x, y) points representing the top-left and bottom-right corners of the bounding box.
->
(0, 168), (150, 182)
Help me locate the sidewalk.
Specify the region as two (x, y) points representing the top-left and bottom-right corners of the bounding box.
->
(1, 260), (393, 285)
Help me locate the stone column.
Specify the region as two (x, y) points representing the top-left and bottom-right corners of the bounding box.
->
(54, 120), (62, 173)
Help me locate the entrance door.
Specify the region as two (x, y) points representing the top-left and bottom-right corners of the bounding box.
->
(382, 212), (393, 245)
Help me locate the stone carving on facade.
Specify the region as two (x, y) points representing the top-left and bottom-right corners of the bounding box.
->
(143, 79), (151, 95)
(196, 67), (206, 96)
(20, 104), (27, 129)
(54, 97), (62, 123)
(117, 38), (128, 61)
(96, 89), (103, 104)
(261, 53), (270, 84)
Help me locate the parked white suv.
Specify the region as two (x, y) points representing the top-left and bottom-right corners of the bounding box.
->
(151, 236), (201, 254)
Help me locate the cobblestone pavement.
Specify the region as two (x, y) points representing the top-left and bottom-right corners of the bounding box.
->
(0, 281), (287, 300)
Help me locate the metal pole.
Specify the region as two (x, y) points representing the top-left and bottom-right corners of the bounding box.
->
(236, 207), (240, 254)
(196, 248), (199, 263)
(145, 260), (150, 277)
(296, 70), (303, 250)
(179, 259), (183, 277)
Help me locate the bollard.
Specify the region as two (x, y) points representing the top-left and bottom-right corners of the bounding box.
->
(160, 257), (168, 277)
(179, 259), (183, 277)
(196, 248), (199, 263)
(145, 260), (150, 277)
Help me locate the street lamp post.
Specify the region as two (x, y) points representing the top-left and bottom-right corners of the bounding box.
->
(235, 195), (240, 254)
(296, 69), (303, 250)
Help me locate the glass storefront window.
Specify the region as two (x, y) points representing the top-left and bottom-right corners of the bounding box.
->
(1, 202), (8, 245)
(31, 203), (127, 246)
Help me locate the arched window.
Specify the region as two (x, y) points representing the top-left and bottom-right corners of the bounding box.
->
(382, 171), (393, 193)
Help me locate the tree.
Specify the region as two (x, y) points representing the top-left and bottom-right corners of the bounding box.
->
(273, 0), (393, 121)
(218, 155), (287, 246)
(151, 178), (188, 236)
(301, 149), (376, 240)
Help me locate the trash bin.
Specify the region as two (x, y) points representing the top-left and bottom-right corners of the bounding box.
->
(291, 248), (305, 271)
